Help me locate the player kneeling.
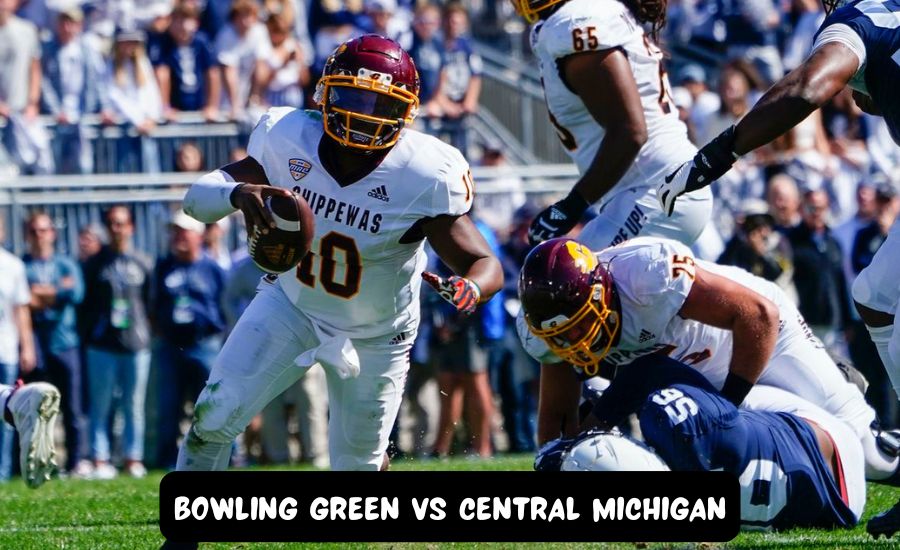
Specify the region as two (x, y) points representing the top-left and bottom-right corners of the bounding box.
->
(536, 356), (865, 531)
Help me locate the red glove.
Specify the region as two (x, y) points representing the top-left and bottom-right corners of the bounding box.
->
(422, 272), (482, 315)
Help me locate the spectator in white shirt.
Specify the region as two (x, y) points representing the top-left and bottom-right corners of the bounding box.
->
(105, 27), (163, 172)
(259, 12), (309, 109)
(0, 213), (36, 481)
(214, 0), (272, 121)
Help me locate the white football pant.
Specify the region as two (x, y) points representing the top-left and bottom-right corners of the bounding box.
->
(578, 185), (713, 250)
(852, 219), (900, 401)
(176, 279), (410, 471)
(743, 385), (866, 522)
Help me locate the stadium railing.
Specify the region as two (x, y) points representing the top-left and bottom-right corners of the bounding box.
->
(0, 164), (578, 257)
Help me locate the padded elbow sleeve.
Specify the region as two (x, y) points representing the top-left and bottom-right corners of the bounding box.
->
(183, 169), (240, 223)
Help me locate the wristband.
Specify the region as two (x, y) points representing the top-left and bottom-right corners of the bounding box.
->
(720, 372), (754, 406)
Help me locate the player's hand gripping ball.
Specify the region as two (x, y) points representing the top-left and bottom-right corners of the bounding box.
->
(236, 185), (314, 274)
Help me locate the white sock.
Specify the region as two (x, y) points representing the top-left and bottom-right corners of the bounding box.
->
(175, 426), (232, 471)
(867, 324), (900, 396)
(0, 384), (13, 426)
(862, 430), (900, 480)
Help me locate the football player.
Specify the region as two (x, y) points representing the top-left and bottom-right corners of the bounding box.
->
(510, 0), (714, 248)
(517, 236), (900, 482)
(181, 35), (502, 473)
(0, 381), (60, 487)
(654, 0), (900, 533)
(537, 355), (865, 532)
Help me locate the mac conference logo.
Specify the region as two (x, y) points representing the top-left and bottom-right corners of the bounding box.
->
(289, 158), (312, 181)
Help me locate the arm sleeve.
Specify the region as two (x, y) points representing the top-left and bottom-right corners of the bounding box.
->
(811, 23), (866, 69)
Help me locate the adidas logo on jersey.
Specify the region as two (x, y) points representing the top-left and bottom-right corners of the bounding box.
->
(368, 185), (390, 202)
(638, 329), (656, 343)
(388, 332), (408, 345)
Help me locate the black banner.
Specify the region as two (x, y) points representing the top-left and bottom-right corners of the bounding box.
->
(159, 471), (740, 542)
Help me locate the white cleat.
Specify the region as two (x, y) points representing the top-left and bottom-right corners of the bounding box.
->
(7, 382), (60, 488)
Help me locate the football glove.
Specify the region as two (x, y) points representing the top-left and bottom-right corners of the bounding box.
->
(422, 272), (482, 315)
(527, 191), (591, 246)
(658, 125), (739, 216)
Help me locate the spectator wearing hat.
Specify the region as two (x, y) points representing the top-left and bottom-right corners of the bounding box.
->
(105, 26), (163, 173)
(22, 212), (90, 477)
(153, 210), (227, 470)
(151, 2), (221, 122)
(215, 0), (272, 121)
(41, 6), (112, 174)
(677, 64), (719, 144)
(363, 0), (412, 50)
(718, 199), (789, 284)
(81, 206), (153, 479)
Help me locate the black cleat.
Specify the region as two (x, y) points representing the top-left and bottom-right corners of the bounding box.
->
(160, 541), (198, 550)
(868, 499), (900, 539)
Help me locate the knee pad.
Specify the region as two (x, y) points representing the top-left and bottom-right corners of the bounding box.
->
(191, 382), (246, 444)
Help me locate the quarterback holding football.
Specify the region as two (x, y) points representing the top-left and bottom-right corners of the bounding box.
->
(181, 35), (502, 473)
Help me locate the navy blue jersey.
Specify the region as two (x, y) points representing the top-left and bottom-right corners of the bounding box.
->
(639, 383), (856, 531)
(818, 0), (900, 143)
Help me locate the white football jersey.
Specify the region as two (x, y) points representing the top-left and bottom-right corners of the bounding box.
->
(520, 237), (810, 388)
(247, 107), (473, 339)
(530, 0), (696, 193)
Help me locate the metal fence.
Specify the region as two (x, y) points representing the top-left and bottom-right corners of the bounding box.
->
(0, 165), (578, 258)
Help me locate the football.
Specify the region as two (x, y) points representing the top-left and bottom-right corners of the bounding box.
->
(247, 190), (314, 274)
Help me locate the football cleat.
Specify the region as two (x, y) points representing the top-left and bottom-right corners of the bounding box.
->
(7, 382), (60, 488)
(868, 499), (900, 539)
(872, 421), (900, 458)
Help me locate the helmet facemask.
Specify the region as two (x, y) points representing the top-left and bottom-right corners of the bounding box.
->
(510, 0), (568, 23)
(528, 275), (620, 375)
(315, 68), (419, 151)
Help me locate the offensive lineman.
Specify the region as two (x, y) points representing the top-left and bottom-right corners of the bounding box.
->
(516, 236), (899, 482)
(510, 0), (714, 248)
(180, 35), (502, 473)
(536, 355), (866, 531)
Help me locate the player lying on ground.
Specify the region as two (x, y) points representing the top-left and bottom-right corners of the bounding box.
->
(536, 354), (865, 532)
(516, 236), (900, 481)
(0, 381), (60, 487)
(181, 35), (502, 473)
(509, 0), (714, 249)
(655, 0), (900, 533)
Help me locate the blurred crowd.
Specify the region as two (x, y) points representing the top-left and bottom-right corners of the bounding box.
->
(1, 0), (900, 480)
(0, 0), (484, 174)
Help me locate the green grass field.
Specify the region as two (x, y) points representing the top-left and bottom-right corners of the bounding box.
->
(0, 455), (898, 549)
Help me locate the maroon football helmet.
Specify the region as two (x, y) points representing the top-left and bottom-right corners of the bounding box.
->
(314, 34), (420, 151)
(518, 238), (621, 374)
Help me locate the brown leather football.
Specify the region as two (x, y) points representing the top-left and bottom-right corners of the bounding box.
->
(248, 190), (314, 274)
